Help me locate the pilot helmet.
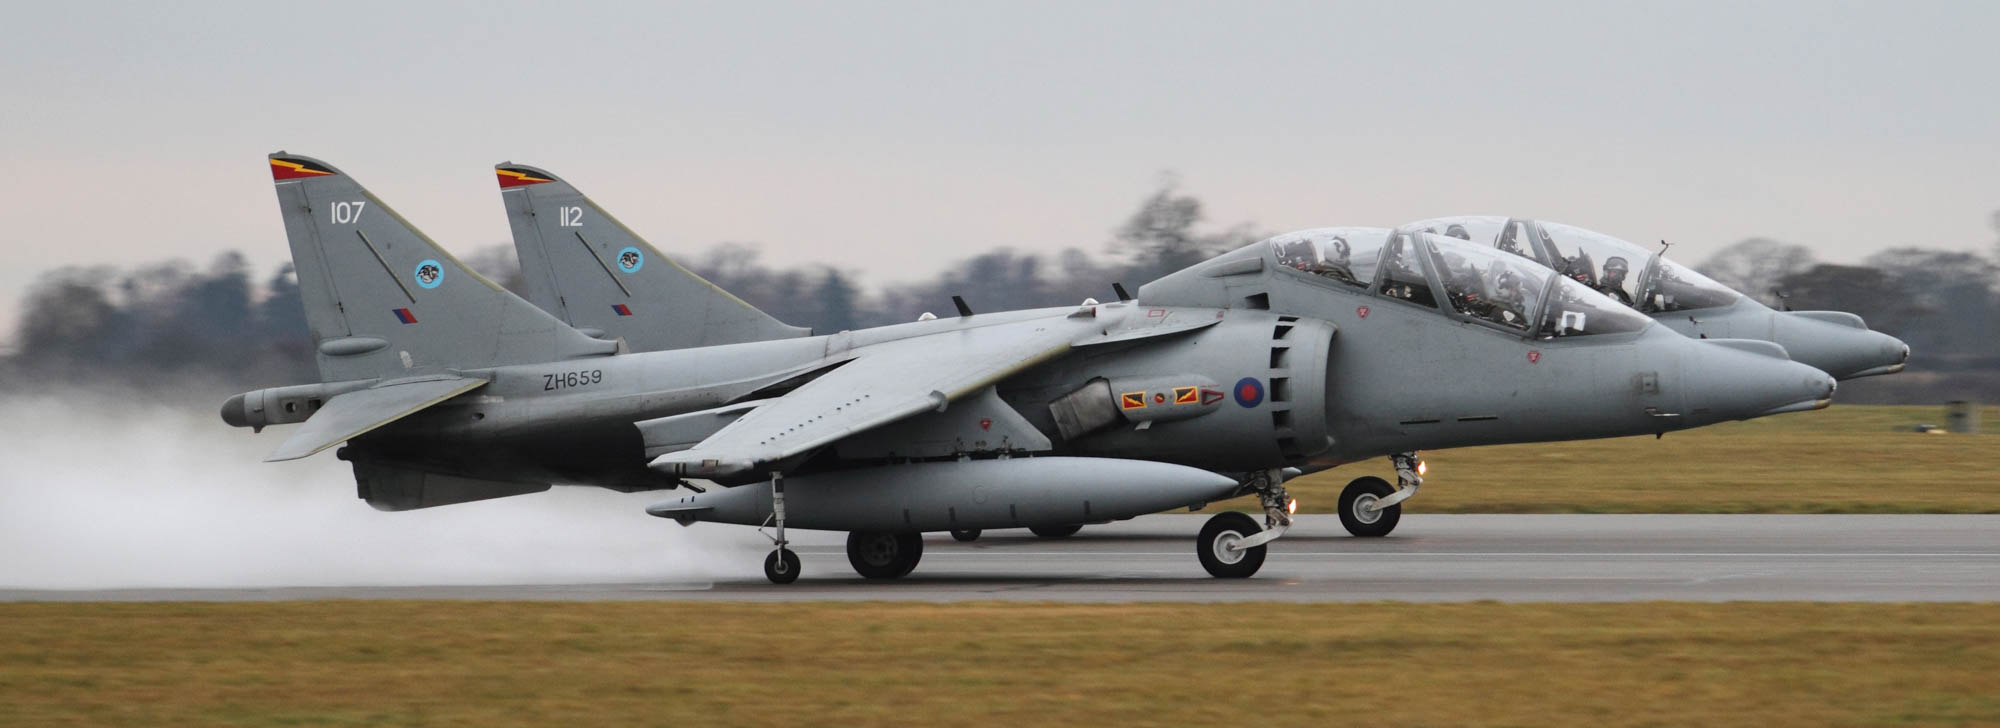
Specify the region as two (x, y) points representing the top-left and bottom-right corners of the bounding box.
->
(1604, 256), (1630, 273)
(1445, 223), (1471, 240)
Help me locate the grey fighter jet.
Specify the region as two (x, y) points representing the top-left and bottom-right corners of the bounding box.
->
(1404, 216), (1910, 380)
(224, 154), (1835, 583)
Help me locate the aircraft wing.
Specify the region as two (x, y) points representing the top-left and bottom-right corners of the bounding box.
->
(649, 316), (1092, 477)
(265, 376), (487, 462)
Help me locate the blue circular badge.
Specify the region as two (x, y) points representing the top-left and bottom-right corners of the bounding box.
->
(1233, 377), (1264, 408)
(617, 247), (644, 273)
(413, 259), (443, 289)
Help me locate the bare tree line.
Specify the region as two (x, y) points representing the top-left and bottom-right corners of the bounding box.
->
(6, 183), (1996, 405)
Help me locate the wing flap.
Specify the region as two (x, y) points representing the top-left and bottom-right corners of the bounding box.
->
(264, 376), (487, 462)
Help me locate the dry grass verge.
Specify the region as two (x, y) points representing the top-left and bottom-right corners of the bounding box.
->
(2, 601), (1996, 727)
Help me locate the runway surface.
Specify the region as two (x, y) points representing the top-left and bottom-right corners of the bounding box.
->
(6, 514), (1996, 603)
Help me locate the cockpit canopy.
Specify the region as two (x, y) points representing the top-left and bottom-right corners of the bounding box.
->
(1267, 227), (1651, 338)
(1402, 216), (1740, 314)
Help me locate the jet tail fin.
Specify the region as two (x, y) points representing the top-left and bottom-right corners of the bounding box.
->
(495, 163), (810, 352)
(269, 153), (616, 382)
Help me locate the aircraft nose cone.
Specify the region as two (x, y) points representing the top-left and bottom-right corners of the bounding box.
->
(1685, 342), (1837, 421)
(1772, 313), (1910, 380)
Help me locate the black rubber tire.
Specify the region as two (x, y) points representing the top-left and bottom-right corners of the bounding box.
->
(1338, 476), (1401, 538)
(764, 549), (801, 584)
(891, 532), (924, 578)
(1196, 511), (1266, 579)
(847, 530), (923, 579)
(949, 528), (982, 542)
(1029, 524), (1083, 538)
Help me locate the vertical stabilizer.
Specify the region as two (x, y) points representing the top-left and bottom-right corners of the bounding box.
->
(270, 153), (617, 381)
(495, 163), (810, 351)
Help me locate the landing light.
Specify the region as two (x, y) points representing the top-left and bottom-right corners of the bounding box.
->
(1287, 498), (1298, 515)
(1417, 461), (1428, 476)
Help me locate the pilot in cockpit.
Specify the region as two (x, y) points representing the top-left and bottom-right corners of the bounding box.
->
(1314, 236), (1359, 285)
(1490, 270), (1533, 329)
(1599, 256), (1634, 305)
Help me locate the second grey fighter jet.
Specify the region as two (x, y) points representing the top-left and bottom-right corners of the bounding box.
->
(224, 154), (1837, 583)
(1406, 216), (1910, 380)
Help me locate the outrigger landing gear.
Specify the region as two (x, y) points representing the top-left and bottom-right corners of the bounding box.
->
(1196, 468), (1293, 578)
(1339, 453), (1422, 538)
(761, 471), (799, 584)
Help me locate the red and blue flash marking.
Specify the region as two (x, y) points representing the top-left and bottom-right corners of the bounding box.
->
(392, 308), (418, 324)
(612, 304), (633, 316)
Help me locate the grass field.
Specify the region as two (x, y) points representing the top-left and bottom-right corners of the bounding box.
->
(2, 601), (1995, 727)
(1275, 405), (2000, 514)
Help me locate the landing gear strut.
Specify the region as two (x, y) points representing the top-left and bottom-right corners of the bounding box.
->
(1196, 468), (1292, 578)
(761, 471), (799, 584)
(1339, 453), (1422, 538)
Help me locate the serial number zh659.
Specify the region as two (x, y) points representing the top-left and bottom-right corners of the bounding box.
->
(544, 370), (603, 391)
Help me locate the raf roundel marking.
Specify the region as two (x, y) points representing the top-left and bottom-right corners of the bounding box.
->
(617, 246), (644, 273)
(413, 259), (444, 289)
(1233, 377), (1264, 408)
(1527, 350), (1542, 364)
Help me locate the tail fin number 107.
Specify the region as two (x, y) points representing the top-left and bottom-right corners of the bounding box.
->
(329, 201), (366, 224)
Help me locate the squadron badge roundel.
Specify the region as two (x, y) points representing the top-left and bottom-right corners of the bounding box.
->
(617, 246), (644, 273)
(1233, 377), (1264, 408)
(413, 259), (444, 289)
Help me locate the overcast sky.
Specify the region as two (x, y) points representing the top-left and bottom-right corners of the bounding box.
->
(2, 0), (1996, 333)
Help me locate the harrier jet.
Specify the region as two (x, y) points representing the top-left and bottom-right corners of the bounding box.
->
(1404, 216), (1909, 380)
(225, 154), (1835, 583)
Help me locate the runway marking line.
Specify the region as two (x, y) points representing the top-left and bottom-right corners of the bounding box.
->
(909, 551), (2000, 557)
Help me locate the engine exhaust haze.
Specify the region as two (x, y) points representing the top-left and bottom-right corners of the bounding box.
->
(0, 390), (761, 590)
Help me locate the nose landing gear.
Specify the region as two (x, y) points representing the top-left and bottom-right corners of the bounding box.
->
(1339, 453), (1423, 538)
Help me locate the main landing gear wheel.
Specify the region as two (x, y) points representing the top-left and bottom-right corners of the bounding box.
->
(1029, 524), (1082, 538)
(1339, 476), (1401, 538)
(764, 548), (800, 584)
(949, 528), (982, 542)
(847, 531), (924, 579)
(1196, 511), (1266, 579)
